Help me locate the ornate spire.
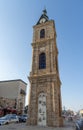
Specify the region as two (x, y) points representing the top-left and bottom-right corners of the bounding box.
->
(43, 9), (47, 15)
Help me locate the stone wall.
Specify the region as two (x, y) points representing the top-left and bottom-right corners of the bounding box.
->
(27, 19), (63, 127)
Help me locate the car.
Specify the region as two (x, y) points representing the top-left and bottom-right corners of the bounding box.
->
(0, 114), (19, 125)
(0, 116), (9, 125)
(75, 119), (83, 130)
(18, 114), (28, 122)
(5, 114), (19, 123)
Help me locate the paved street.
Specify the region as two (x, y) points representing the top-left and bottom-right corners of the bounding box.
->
(0, 120), (76, 130)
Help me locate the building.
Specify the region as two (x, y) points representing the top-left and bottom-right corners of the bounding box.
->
(0, 79), (27, 114)
(27, 9), (63, 127)
(79, 109), (83, 118)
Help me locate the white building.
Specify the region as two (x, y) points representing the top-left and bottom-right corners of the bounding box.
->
(0, 79), (27, 114)
(79, 109), (83, 118)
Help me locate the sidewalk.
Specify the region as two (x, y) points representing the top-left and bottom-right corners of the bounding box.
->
(24, 120), (75, 130)
(0, 120), (75, 130)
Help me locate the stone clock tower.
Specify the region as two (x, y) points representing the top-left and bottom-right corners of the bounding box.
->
(27, 9), (63, 127)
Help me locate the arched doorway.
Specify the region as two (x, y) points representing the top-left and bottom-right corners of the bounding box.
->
(38, 92), (46, 126)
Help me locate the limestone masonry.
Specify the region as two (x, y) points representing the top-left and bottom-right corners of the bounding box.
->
(27, 9), (63, 127)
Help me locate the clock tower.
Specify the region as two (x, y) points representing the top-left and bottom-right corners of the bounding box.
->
(27, 9), (63, 127)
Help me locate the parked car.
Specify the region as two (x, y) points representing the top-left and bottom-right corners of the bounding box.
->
(75, 119), (83, 130)
(0, 116), (9, 125)
(18, 114), (28, 122)
(5, 114), (19, 123)
(0, 114), (19, 125)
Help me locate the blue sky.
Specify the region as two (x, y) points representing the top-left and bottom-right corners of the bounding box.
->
(0, 0), (83, 112)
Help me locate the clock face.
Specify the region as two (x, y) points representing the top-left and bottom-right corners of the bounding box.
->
(40, 18), (46, 23)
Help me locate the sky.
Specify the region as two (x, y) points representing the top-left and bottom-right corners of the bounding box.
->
(0, 0), (83, 112)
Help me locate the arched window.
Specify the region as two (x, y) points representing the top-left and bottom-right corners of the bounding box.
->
(40, 29), (45, 38)
(39, 53), (46, 69)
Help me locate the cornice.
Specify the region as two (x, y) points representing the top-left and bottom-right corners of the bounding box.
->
(31, 38), (55, 46)
(29, 72), (56, 79)
(0, 79), (27, 85)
